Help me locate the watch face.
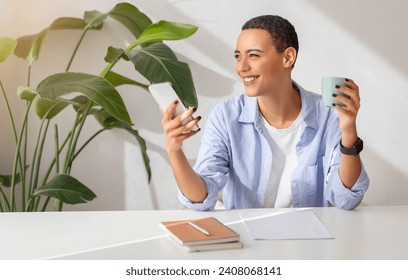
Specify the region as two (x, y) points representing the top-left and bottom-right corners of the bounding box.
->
(356, 138), (363, 153)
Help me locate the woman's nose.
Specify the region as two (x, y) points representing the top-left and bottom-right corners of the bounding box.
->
(236, 57), (250, 73)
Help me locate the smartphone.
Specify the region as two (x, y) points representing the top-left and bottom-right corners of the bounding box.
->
(148, 82), (199, 131)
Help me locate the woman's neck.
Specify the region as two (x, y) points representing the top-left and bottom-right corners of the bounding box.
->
(258, 84), (301, 129)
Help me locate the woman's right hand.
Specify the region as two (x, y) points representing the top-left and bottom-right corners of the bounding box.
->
(161, 100), (201, 154)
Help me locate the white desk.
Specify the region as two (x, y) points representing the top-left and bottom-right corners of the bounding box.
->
(0, 206), (407, 260)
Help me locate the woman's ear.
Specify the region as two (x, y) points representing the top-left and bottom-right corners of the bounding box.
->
(283, 47), (297, 68)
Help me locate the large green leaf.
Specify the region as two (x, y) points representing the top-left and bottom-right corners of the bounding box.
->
(105, 71), (148, 89)
(93, 109), (151, 181)
(14, 28), (48, 65)
(49, 17), (87, 30)
(108, 2), (152, 39)
(36, 72), (132, 125)
(130, 21), (198, 48)
(0, 37), (17, 63)
(129, 43), (197, 107)
(33, 174), (96, 204)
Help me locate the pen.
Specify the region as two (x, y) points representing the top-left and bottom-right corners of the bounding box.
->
(187, 221), (211, 236)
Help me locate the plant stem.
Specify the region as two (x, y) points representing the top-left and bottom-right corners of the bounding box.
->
(54, 199), (63, 211)
(21, 115), (28, 210)
(66, 29), (89, 72)
(63, 112), (81, 174)
(25, 196), (35, 212)
(28, 116), (47, 198)
(100, 62), (115, 78)
(41, 197), (51, 211)
(54, 124), (60, 174)
(72, 128), (106, 161)
(10, 101), (33, 211)
(0, 187), (10, 212)
(28, 104), (62, 211)
(53, 124), (63, 211)
(1, 81), (29, 210)
(0, 80), (17, 211)
(27, 66), (31, 86)
(21, 66), (32, 211)
(38, 124), (65, 211)
(0, 80), (18, 141)
(41, 131), (72, 186)
(30, 119), (50, 212)
(65, 102), (92, 174)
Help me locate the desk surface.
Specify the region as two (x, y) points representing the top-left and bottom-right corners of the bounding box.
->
(1, 205), (407, 260)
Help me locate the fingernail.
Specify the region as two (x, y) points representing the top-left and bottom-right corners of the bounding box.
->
(335, 85), (340, 89)
(332, 93), (337, 97)
(345, 78), (350, 82)
(332, 103), (336, 107)
(197, 116), (202, 120)
(174, 100), (179, 104)
(192, 107), (197, 112)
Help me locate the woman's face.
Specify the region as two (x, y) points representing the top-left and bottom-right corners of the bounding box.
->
(235, 29), (287, 97)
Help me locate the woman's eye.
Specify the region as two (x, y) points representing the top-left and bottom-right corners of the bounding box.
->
(234, 54), (241, 60)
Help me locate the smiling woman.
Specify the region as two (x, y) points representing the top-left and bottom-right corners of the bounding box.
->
(159, 14), (369, 211)
(2, 0), (404, 211)
(234, 29), (297, 102)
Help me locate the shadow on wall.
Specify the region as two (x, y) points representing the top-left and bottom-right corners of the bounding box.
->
(363, 147), (408, 206)
(308, 0), (408, 78)
(177, 53), (236, 99)
(308, 0), (408, 205)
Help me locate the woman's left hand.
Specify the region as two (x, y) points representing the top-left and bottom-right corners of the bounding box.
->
(332, 78), (360, 144)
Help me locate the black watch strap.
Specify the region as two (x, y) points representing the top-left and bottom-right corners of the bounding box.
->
(340, 137), (363, 155)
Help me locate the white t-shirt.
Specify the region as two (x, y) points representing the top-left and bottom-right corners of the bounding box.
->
(261, 113), (304, 208)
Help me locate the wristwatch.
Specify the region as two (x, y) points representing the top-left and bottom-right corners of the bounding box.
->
(340, 137), (363, 155)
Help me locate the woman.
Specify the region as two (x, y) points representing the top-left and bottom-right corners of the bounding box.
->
(161, 15), (369, 211)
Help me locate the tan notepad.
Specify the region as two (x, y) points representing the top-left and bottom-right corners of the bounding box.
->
(160, 217), (240, 246)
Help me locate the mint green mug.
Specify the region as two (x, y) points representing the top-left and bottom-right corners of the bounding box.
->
(321, 76), (349, 107)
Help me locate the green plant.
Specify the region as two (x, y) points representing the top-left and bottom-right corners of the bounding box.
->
(0, 2), (198, 212)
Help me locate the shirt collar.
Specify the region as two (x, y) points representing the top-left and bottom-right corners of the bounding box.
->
(238, 80), (319, 130)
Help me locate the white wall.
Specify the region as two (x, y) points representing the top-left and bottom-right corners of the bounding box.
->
(1, 0), (407, 211)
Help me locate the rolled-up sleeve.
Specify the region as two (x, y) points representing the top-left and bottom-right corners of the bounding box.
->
(326, 145), (370, 210)
(177, 177), (223, 211)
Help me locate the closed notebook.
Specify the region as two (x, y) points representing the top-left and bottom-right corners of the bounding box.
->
(159, 217), (240, 246)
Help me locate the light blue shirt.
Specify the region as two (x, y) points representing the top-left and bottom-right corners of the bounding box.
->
(178, 83), (369, 211)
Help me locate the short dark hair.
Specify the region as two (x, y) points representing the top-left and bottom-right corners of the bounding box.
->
(242, 15), (299, 67)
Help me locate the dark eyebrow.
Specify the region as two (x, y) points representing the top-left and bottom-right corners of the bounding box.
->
(234, 49), (264, 54)
(246, 49), (264, 53)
